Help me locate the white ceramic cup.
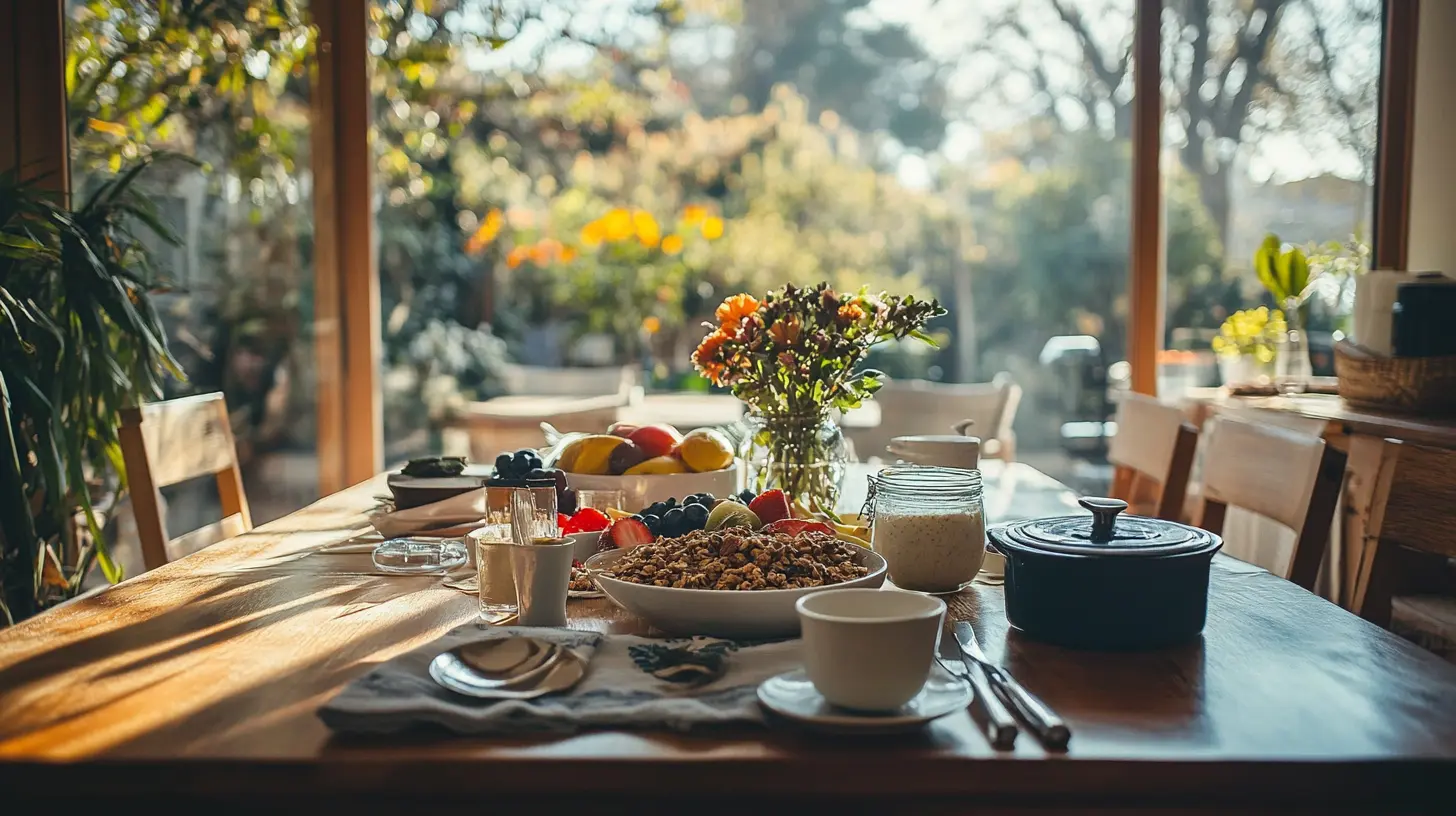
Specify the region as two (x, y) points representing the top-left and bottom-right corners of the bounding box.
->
(510, 537), (574, 627)
(887, 435), (981, 470)
(796, 588), (947, 711)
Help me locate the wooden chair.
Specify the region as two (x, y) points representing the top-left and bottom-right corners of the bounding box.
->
(848, 373), (1022, 463)
(1351, 439), (1456, 628)
(1107, 393), (1199, 521)
(1197, 416), (1347, 591)
(118, 392), (252, 571)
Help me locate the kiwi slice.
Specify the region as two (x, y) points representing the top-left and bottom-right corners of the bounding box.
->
(705, 501), (762, 532)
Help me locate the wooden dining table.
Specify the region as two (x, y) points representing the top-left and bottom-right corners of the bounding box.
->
(2, 461), (1456, 813)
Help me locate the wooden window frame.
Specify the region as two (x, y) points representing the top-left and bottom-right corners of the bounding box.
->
(3, 0), (1424, 479)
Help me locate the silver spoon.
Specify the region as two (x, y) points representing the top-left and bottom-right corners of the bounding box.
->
(431, 644), (587, 700)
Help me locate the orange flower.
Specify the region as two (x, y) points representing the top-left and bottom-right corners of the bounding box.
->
(464, 208), (504, 255)
(633, 210), (661, 248)
(530, 239), (563, 265)
(692, 330), (730, 384)
(769, 315), (802, 345)
(700, 216), (724, 240)
(602, 208), (633, 241)
(505, 246), (530, 269)
(715, 293), (760, 332)
(580, 220), (606, 248)
(837, 302), (866, 324)
(560, 245), (578, 263)
(682, 204), (709, 225)
(661, 234), (684, 255)
(642, 316), (662, 334)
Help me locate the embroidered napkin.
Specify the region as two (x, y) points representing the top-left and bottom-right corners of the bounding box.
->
(369, 488), (489, 539)
(318, 625), (800, 735)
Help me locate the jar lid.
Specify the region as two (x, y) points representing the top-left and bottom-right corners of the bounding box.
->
(993, 497), (1218, 558)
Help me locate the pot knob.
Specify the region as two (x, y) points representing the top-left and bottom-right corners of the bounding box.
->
(1078, 497), (1128, 543)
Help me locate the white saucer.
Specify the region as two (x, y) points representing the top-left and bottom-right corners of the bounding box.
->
(757, 666), (971, 734)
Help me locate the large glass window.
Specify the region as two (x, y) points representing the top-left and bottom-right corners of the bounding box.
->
(66, 1), (321, 538)
(1160, 0), (1381, 397)
(370, 0), (1135, 493)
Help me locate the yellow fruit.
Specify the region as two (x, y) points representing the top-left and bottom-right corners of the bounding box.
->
(676, 428), (734, 472)
(623, 455), (688, 475)
(605, 507), (633, 520)
(561, 434), (628, 475)
(835, 531), (870, 548)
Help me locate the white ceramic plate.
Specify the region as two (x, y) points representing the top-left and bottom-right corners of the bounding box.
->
(566, 463), (740, 512)
(757, 666), (971, 734)
(584, 546), (887, 638)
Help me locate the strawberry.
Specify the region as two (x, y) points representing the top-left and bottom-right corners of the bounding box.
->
(568, 507), (611, 533)
(748, 489), (792, 525)
(762, 518), (834, 538)
(605, 517), (654, 549)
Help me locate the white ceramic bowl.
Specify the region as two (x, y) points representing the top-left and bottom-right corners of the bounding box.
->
(584, 545), (887, 638)
(567, 462), (739, 512)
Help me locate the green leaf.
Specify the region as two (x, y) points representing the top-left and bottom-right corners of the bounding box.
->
(1254, 233), (1283, 300)
(909, 329), (940, 348)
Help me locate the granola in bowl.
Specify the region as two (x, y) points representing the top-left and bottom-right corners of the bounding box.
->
(602, 528), (870, 591)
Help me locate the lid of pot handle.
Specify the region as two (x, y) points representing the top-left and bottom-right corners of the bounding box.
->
(994, 496), (1216, 558)
(1078, 497), (1128, 543)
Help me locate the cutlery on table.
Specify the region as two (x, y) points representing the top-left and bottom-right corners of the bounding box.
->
(954, 621), (1070, 751)
(939, 629), (1018, 750)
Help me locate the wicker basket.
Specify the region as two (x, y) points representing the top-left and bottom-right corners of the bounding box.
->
(1334, 340), (1456, 415)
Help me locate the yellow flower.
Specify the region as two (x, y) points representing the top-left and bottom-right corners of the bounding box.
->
(603, 208), (634, 241)
(700, 216), (724, 240)
(642, 316), (661, 334)
(682, 204), (709, 225)
(580, 220), (605, 248)
(661, 234), (684, 255)
(634, 210), (661, 248)
(560, 245), (578, 263)
(837, 302), (866, 324)
(715, 293), (760, 333)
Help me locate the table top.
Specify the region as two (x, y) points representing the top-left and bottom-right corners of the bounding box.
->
(3, 463), (1455, 811)
(1180, 389), (1456, 448)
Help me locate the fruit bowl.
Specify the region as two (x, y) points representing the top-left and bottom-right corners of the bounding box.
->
(566, 464), (740, 513)
(584, 546), (887, 638)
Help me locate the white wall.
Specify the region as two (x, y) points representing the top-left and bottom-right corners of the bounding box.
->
(1408, 0), (1456, 273)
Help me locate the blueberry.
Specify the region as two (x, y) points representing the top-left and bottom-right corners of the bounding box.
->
(526, 468), (549, 482)
(699, 492), (716, 504)
(559, 487), (578, 515)
(640, 513), (662, 534)
(663, 506), (686, 532)
(494, 453), (515, 475)
(664, 497), (678, 509)
(512, 450), (534, 473)
(527, 455), (543, 471)
(738, 489), (756, 504)
(646, 502), (668, 517)
(683, 503), (708, 528)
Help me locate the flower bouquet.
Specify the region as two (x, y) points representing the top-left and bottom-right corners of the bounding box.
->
(692, 282), (944, 512)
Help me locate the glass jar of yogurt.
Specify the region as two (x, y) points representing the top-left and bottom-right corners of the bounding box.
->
(869, 466), (986, 594)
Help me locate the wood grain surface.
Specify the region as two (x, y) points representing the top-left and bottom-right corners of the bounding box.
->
(2, 468), (1455, 812)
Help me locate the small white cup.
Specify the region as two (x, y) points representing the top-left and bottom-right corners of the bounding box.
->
(887, 435), (981, 470)
(510, 537), (574, 627)
(796, 588), (946, 711)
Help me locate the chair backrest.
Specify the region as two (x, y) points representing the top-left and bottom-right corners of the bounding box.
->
(1352, 438), (1456, 626)
(118, 393), (252, 570)
(867, 374), (1021, 460)
(1107, 393), (1198, 521)
(1198, 416), (1347, 590)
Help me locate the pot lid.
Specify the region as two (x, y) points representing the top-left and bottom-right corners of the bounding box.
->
(995, 498), (1216, 557)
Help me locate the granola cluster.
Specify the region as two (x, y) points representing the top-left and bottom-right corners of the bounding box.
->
(604, 529), (869, 590)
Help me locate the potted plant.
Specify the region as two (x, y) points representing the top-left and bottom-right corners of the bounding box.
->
(0, 158), (184, 624)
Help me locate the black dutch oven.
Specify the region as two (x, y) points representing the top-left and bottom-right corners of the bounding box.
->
(987, 497), (1222, 650)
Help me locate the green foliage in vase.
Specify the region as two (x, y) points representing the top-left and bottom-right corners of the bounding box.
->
(0, 158), (185, 624)
(1254, 233), (1311, 305)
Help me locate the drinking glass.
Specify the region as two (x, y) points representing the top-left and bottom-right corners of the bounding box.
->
(576, 489), (624, 514)
(471, 525), (518, 622)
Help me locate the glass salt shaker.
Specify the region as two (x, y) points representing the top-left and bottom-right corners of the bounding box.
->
(869, 466), (986, 594)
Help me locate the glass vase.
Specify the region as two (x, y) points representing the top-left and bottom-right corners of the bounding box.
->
(740, 410), (848, 513)
(1274, 297), (1313, 395)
